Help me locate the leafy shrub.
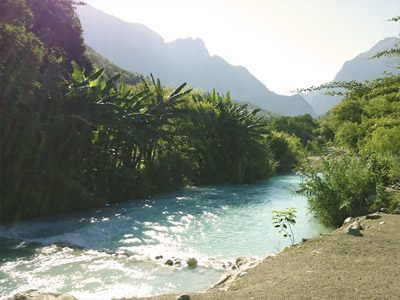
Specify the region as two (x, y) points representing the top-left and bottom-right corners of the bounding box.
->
(297, 153), (392, 228)
(267, 131), (303, 172)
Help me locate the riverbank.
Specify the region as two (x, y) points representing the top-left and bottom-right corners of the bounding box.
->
(119, 212), (400, 300)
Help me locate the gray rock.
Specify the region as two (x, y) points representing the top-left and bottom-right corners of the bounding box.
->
(238, 271), (248, 277)
(187, 258), (198, 268)
(235, 256), (248, 267)
(176, 295), (191, 300)
(351, 219), (363, 230)
(342, 217), (353, 228)
(347, 226), (363, 237)
(6, 290), (78, 300)
(366, 213), (382, 220)
(165, 259), (173, 266)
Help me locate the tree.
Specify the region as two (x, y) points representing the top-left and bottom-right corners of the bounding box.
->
(26, 0), (92, 74)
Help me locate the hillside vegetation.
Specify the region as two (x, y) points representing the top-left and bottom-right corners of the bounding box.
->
(1, 1), (398, 230)
(297, 29), (400, 227)
(0, 0), (301, 223)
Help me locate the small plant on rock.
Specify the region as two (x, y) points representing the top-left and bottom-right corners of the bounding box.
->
(272, 207), (297, 245)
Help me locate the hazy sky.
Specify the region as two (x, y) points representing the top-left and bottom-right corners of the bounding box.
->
(85, 0), (399, 95)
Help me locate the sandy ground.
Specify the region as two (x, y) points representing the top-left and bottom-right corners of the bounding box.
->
(119, 213), (400, 300)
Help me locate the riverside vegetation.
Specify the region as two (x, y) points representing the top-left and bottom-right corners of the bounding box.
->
(1, 0), (399, 232)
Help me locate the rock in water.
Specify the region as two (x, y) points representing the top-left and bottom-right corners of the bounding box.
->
(165, 259), (173, 266)
(6, 290), (78, 300)
(187, 258), (198, 268)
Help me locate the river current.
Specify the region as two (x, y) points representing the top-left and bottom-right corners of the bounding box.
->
(0, 174), (328, 299)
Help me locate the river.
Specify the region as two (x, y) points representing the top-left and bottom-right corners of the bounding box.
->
(0, 174), (329, 299)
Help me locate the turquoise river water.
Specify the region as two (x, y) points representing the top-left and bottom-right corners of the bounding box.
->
(0, 174), (329, 299)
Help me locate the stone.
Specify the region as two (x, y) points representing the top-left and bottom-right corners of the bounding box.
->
(155, 255), (163, 260)
(342, 217), (353, 228)
(6, 290), (78, 300)
(174, 259), (181, 266)
(176, 294), (191, 300)
(346, 219), (363, 231)
(366, 213), (382, 220)
(165, 259), (173, 266)
(238, 272), (248, 277)
(347, 226), (363, 237)
(235, 256), (248, 267)
(187, 258), (198, 268)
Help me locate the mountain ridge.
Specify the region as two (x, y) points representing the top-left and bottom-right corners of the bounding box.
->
(77, 4), (316, 117)
(302, 36), (399, 115)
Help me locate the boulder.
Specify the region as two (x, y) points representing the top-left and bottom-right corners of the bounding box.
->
(347, 227), (363, 236)
(366, 213), (382, 220)
(345, 219), (363, 236)
(187, 258), (198, 268)
(347, 223), (363, 236)
(165, 259), (173, 266)
(341, 217), (353, 228)
(176, 295), (191, 300)
(6, 290), (78, 300)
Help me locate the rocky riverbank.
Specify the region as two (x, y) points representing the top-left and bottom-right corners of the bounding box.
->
(7, 213), (400, 300)
(119, 212), (400, 300)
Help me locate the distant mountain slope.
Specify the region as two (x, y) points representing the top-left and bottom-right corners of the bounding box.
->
(302, 37), (399, 116)
(77, 4), (316, 117)
(86, 46), (143, 86)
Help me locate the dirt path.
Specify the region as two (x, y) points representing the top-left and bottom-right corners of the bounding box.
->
(121, 213), (400, 300)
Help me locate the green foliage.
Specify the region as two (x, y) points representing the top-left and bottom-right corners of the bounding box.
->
(181, 90), (276, 184)
(26, 0), (92, 74)
(295, 31), (400, 227)
(0, 0), (302, 223)
(0, 1), (44, 102)
(272, 208), (297, 245)
(268, 114), (319, 146)
(297, 154), (392, 228)
(327, 74), (400, 155)
(267, 131), (303, 172)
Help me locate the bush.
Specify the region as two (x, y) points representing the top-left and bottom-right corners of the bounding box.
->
(297, 153), (392, 228)
(267, 131), (303, 172)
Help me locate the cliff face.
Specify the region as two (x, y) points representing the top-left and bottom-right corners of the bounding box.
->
(77, 5), (316, 117)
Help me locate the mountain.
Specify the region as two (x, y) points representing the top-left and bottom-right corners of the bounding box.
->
(302, 37), (399, 116)
(77, 4), (316, 117)
(86, 46), (143, 86)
